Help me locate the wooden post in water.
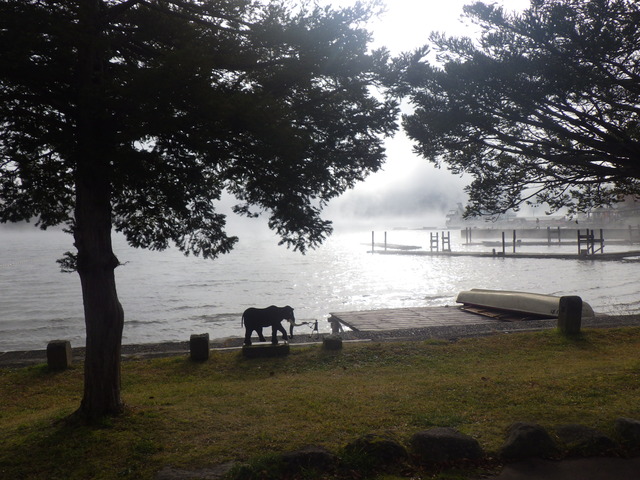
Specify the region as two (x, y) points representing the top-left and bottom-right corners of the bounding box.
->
(384, 231), (387, 251)
(577, 229), (581, 255)
(513, 230), (517, 253)
(599, 228), (604, 253)
(465, 227), (473, 244)
(502, 231), (506, 255)
(442, 231), (451, 252)
(430, 232), (439, 252)
(578, 229), (592, 255)
(371, 231), (374, 253)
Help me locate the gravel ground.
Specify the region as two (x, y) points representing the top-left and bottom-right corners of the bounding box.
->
(2, 314), (640, 368)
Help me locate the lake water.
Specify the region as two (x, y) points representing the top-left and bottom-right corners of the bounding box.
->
(1, 226), (639, 352)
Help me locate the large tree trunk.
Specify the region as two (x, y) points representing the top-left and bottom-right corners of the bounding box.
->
(74, 160), (125, 421)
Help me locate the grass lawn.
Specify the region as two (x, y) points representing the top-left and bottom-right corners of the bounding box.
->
(1, 327), (640, 479)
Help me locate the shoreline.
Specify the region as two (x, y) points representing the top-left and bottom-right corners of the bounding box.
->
(2, 313), (640, 368)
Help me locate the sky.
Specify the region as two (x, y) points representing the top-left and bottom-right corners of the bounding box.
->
(318, 0), (531, 230)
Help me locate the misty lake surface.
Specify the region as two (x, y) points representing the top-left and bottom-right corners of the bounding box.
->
(1, 226), (639, 352)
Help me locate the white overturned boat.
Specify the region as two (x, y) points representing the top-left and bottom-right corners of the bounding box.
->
(456, 289), (595, 319)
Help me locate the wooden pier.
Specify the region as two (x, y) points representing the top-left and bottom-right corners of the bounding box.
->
(329, 306), (498, 332)
(371, 249), (640, 261)
(328, 306), (640, 339)
(370, 228), (640, 260)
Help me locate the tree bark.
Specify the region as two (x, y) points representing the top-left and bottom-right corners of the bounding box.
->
(74, 159), (125, 421)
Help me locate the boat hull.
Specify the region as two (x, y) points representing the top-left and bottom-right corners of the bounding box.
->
(455, 289), (595, 318)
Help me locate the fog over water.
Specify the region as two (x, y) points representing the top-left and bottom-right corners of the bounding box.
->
(1, 220), (638, 352)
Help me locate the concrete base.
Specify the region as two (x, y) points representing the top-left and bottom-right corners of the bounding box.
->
(47, 340), (72, 371)
(242, 343), (290, 359)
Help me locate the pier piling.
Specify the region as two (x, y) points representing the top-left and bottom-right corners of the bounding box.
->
(430, 232), (439, 252)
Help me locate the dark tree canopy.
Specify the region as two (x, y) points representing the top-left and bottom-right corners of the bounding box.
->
(1, 0), (397, 254)
(0, 0), (397, 419)
(400, 0), (640, 217)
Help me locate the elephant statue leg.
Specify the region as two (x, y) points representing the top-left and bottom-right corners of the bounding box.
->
(244, 328), (252, 346)
(271, 322), (288, 344)
(257, 327), (266, 342)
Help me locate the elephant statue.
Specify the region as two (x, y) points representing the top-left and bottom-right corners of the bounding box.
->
(241, 305), (295, 346)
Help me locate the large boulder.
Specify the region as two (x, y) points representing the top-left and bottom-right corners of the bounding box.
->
(615, 417), (640, 453)
(410, 427), (484, 463)
(343, 433), (408, 467)
(500, 422), (560, 460)
(555, 424), (619, 457)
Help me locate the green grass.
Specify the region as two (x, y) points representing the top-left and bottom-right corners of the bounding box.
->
(1, 327), (640, 479)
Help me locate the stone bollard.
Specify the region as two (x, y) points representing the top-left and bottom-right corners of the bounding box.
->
(322, 335), (343, 351)
(558, 296), (582, 335)
(47, 340), (72, 371)
(190, 333), (210, 361)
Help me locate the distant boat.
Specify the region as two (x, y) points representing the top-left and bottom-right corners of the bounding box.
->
(456, 288), (595, 319)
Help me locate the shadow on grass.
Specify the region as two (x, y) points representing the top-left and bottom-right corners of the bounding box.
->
(2, 408), (160, 480)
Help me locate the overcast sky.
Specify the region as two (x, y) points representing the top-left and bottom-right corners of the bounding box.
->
(320, 0), (531, 229)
